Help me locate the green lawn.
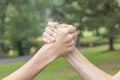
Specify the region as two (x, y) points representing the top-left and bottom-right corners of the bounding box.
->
(0, 44), (120, 80)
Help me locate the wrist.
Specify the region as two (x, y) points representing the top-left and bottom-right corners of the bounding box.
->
(51, 43), (66, 57)
(43, 44), (60, 58)
(30, 44), (59, 73)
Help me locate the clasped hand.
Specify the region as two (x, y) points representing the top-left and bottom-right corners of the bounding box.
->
(42, 22), (78, 57)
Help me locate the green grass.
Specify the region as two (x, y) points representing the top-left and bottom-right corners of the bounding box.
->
(0, 43), (120, 80)
(82, 43), (120, 64)
(0, 62), (25, 79)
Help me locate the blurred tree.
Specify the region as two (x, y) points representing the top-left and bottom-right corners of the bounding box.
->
(0, 0), (51, 57)
(0, 0), (9, 58)
(51, 0), (120, 51)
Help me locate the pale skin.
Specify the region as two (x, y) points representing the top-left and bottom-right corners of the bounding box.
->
(43, 22), (120, 80)
(2, 23), (77, 80)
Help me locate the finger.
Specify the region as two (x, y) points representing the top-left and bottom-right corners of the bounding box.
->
(48, 22), (59, 28)
(64, 34), (74, 43)
(66, 25), (77, 33)
(60, 24), (77, 34)
(45, 27), (52, 36)
(61, 24), (68, 28)
(71, 32), (78, 45)
(45, 27), (57, 38)
(71, 32), (78, 39)
(57, 24), (71, 36)
(65, 33), (77, 46)
(67, 40), (75, 47)
(43, 32), (55, 43)
(52, 27), (58, 34)
(42, 37), (51, 44)
(57, 27), (68, 36)
(57, 24), (77, 37)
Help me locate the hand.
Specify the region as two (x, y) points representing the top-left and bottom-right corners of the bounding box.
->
(43, 22), (78, 44)
(42, 22), (78, 57)
(42, 22), (58, 43)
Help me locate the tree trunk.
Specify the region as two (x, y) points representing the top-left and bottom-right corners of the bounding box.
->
(76, 32), (81, 48)
(0, 1), (9, 58)
(0, 45), (5, 58)
(108, 37), (114, 51)
(76, 27), (83, 48)
(15, 41), (24, 56)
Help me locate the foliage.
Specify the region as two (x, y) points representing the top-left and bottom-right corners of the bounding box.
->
(0, 0), (120, 57)
(0, 0), (51, 57)
(50, 0), (120, 50)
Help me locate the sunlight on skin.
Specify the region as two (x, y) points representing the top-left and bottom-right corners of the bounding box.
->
(43, 22), (120, 80)
(2, 24), (76, 80)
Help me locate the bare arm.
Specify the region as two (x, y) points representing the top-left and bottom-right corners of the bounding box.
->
(2, 45), (58, 80)
(64, 48), (113, 80)
(43, 22), (120, 80)
(3, 24), (75, 80)
(113, 71), (120, 80)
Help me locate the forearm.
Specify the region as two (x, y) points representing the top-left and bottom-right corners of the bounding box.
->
(64, 48), (113, 80)
(113, 71), (120, 80)
(3, 44), (58, 80)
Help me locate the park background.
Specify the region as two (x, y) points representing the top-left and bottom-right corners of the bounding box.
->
(0, 0), (120, 80)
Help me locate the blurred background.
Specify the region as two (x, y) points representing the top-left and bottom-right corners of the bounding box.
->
(0, 0), (120, 80)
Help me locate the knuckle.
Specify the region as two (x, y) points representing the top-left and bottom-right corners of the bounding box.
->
(65, 29), (70, 34)
(60, 28), (68, 34)
(65, 30), (69, 34)
(48, 22), (54, 27)
(45, 27), (48, 32)
(69, 26), (77, 32)
(61, 23), (67, 28)
(42, 32), (46, 36)
(42, 38), (47, 43)
(68, 35), (73, 40)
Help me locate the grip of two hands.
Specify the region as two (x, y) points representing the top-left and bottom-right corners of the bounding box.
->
(56, 27), (68, 40)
